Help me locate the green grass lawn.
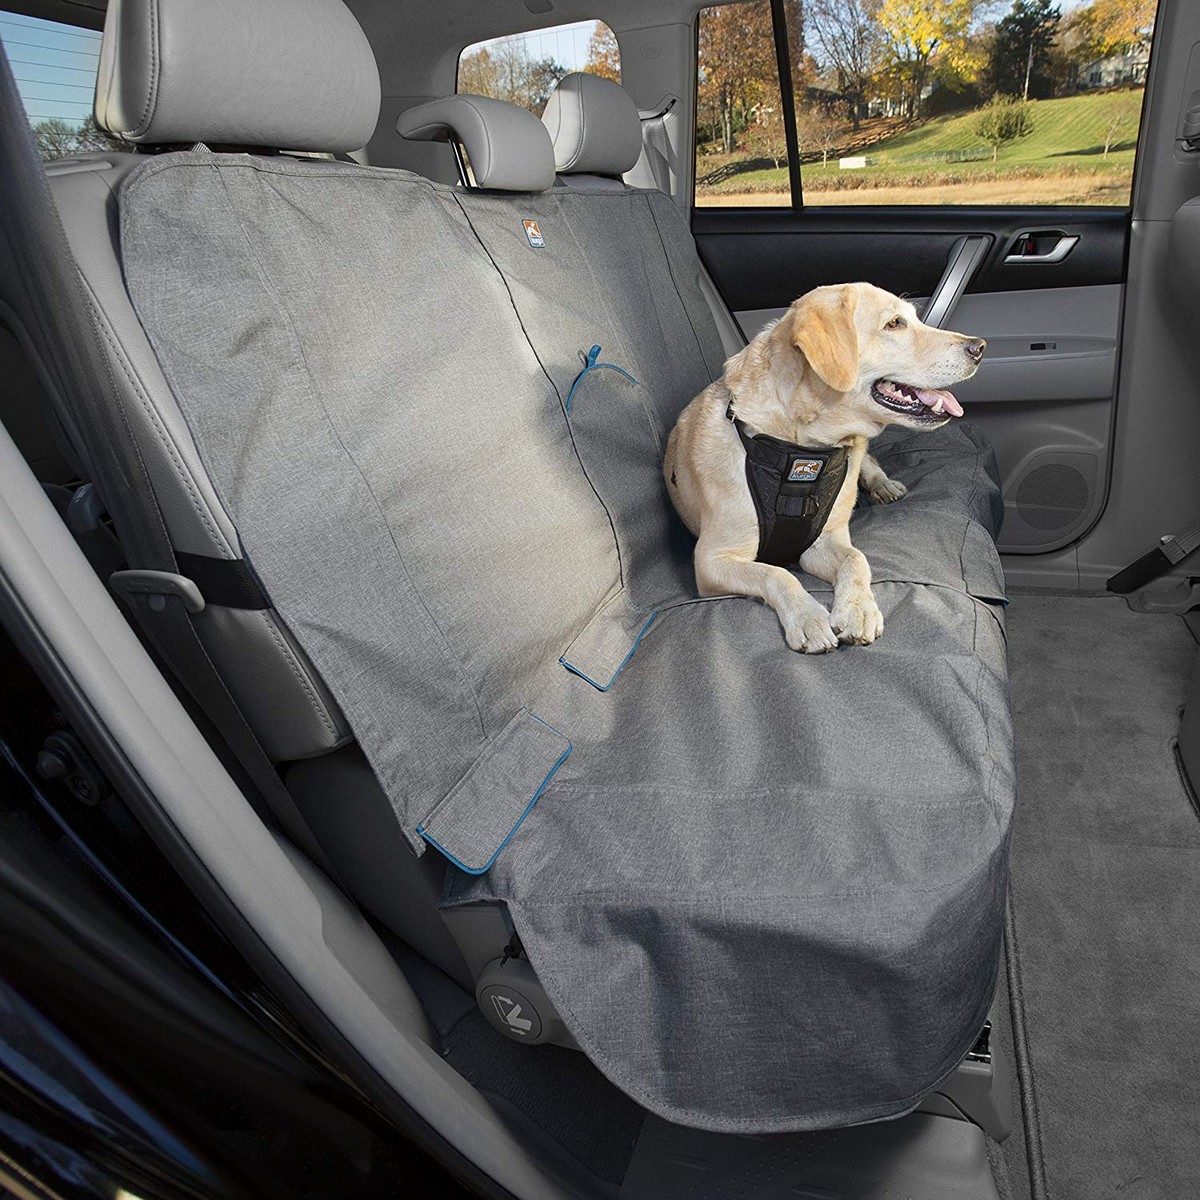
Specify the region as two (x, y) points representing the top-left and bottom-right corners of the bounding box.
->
(873, 89), (1142, 168)
(697, 89), (1144, 205)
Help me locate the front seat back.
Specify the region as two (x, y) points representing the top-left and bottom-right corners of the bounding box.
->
(1, 0), (474, 985)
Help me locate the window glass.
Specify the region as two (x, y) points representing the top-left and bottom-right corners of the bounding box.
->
(458, 20), (621, 114)
(695, 1), (793, 208)
(695, 0), (1156, 208)
(0, 10), (127, 159)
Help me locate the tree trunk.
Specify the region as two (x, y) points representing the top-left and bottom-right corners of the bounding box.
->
(993, 144), (998, 163)
(1023, 41), (1033, 102)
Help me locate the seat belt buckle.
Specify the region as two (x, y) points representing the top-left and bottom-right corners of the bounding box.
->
(110, 569), (205, 614)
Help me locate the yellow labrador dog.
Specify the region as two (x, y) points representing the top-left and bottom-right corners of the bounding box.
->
(664, 282), (985, 653)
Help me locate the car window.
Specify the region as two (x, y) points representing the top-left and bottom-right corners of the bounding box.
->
(458, 20), (621, 114)
(695, 0), (1156, 209)
(0, 9), (127, 159)
(695, 0), (794, 208)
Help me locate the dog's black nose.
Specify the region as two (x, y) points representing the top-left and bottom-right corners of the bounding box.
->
(964, 338), (986, 363)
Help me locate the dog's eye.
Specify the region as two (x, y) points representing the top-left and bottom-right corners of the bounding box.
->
(884, 316), (906, 331)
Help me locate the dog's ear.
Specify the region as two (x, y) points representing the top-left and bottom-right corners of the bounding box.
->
(790, 285), (860, 394)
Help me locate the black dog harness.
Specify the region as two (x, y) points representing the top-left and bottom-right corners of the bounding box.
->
(727, 400), (849, 567)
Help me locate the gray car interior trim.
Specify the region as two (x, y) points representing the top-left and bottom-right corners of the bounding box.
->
(923, 235), (992, 329)
(1003, 234), (1079, 265)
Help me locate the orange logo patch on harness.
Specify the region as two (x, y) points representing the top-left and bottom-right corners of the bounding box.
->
(789, 458), (823, 482)
(523, 219), (545, 248)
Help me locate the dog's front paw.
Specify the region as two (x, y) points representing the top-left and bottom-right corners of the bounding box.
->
(780, 599), (839, 654)
(830, 592), (884, 646)
(869, 478), (907, 505)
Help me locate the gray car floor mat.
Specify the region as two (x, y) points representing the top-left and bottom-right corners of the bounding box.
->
(1000, 593), (1200, 1200)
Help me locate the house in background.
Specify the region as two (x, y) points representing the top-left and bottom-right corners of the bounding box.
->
(1079, 42), (1151, 89)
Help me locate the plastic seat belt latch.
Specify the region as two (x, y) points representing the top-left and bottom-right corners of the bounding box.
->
(110, 569), (205, 614)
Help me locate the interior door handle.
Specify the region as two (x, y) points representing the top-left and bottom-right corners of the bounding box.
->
(923, 235), (990, 329)
(1004, 234), (1079, 264)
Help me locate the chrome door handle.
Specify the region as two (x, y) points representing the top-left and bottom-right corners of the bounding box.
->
(923, 235), (990, 329)
(1004, 234), (1079, 264)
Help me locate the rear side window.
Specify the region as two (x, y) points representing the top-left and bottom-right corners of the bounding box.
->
(0, 9), (126, 159)
(457, 20), (621, 114)
(695, 0), (794, 208)
(695, 0), (1157, 209)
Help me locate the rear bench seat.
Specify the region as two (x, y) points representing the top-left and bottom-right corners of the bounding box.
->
(36, 0), (1014, 1134)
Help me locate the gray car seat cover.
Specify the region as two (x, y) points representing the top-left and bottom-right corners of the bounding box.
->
(119, 150), (1014, 1132)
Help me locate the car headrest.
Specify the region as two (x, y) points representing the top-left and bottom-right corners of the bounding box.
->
(542, 72), (642, 177)
(397, 95), (556, 192)
(94, 0), (381, 151)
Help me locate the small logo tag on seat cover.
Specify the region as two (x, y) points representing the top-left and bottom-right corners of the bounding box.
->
(789, 458), (823, 482)
(523, 219), (545, 247)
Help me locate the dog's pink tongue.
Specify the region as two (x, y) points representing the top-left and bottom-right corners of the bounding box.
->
(914, 387), (964, 418)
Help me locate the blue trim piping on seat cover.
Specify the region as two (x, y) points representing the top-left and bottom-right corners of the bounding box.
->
(416, 716), (572, 875)
(560, 610), (657, 692)
(565, 344), (640, 414)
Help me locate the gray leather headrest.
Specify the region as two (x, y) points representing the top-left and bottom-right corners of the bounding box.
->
(397, 95), (556, 192)
(94, 0), (381, 151)
(542, 73), (642, 177)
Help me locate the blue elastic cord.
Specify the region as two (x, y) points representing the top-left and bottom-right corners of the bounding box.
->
(565, 344), (641, 414)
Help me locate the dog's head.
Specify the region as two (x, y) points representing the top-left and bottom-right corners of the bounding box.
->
(779, 282), (985, 435)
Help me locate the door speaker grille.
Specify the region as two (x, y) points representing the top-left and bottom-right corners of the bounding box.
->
(1014, 462), (1091, 530)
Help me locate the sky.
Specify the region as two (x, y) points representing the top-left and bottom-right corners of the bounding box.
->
(462, 20), (603, 72)
(0, 11), (100, 126)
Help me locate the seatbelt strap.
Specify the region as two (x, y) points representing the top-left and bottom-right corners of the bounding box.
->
(638, 99), (677, 195)
(0, 44), (346, 890)
(1107, 524), (1200, 594)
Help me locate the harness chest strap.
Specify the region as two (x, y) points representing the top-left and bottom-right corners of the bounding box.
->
(725, 399), (849, 568)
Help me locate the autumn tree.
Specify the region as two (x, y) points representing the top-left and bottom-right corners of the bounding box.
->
(697, 3), (777, 154)
(584, 23), (621, 83)
(458, 40), (565, 112)
(876, 0), (980, 118)
(1067, 0), (1155, 63)
(973, 93), (1034, 161)
(806, 0), (883, 130)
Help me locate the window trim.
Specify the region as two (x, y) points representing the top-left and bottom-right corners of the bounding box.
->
(768, 0), (802, 209)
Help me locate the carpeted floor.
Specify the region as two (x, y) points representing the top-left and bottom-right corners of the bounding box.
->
(1001, 594), (1200, 1200)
